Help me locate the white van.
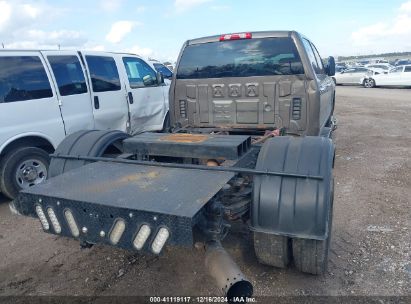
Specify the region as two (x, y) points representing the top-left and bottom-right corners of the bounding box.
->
(0, 50), (170, 199)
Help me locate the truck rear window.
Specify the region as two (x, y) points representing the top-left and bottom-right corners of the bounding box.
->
(177, 37), (304, 79)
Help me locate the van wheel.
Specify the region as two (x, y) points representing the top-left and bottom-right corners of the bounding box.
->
(0, 147), (50, 199)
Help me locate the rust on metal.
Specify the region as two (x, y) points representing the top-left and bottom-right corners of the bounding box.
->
(83, 170), (161, 193)
(206, 160), (219, 167)
(159, 133), (209, 143)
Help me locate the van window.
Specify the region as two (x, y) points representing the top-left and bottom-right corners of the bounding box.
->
(404, 66), (411, 72)
(177, 37), (304, 79)
(48, 56), (88, 96)
(0, 56), (53, 103)
(85, 56), (121, 92)
(122, 57), (157, 88)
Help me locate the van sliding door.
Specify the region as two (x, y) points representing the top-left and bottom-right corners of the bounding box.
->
(42, 51), (94, 135)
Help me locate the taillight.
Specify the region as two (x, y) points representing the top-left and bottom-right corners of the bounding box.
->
(219, 32), (252, 41)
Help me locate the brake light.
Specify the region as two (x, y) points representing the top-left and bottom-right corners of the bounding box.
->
(219, 32), (252, 41)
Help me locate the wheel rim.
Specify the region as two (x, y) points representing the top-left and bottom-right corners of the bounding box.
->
(15, 159), (48, 188)
(364, 79), (372, 88)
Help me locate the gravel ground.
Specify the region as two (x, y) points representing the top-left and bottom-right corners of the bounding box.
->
(0, 86), (410, 299)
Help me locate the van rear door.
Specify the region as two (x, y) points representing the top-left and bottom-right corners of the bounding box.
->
(42, 51), (94, 135)
(81, 52), (129, 132)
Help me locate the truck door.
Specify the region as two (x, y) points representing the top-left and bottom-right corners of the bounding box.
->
(82, 52), (129, 132)
(303, 40), (333, 128)
(118, 56), (167, 135)
(42, 51), (94, 135)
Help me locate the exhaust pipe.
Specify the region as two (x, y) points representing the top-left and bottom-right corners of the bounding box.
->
(205, 241), (253, 302)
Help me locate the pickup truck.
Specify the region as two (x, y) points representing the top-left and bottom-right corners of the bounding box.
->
(0, 50), (170, 199)
(13, 31), (336, 301)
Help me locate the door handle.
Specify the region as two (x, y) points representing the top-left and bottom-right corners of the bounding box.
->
(128, 92), (134, 104)
(94, 96), (100, 109)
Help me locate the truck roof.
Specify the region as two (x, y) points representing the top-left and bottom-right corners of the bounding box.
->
(187, 30), (299, 45)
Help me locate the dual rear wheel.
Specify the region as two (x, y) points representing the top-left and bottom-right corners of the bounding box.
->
(253, 180), (334, 275)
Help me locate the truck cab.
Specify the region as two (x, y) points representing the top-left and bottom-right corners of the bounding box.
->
(170, 31), (335, 136)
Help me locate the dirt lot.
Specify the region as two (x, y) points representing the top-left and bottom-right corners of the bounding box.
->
(0, 86), (410, 299)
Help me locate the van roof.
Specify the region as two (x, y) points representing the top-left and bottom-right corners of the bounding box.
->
(0, 49), (142, 57)
(187, 30), (299, 45)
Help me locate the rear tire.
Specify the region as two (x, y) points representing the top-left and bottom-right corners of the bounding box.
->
(292, 180), (334, 275)
(253, 232), (291, 268)
(0, 147), (50, 199)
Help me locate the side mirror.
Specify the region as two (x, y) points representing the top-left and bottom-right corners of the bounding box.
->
(166, 71), (173, 79)
(325, 56), (336, 76)
(340, 70), (345, 74)
(143, 75), (156, 86)
(156, 71), (165, 84)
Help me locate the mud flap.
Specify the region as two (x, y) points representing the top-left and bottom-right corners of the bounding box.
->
(251, 136), (334, 240)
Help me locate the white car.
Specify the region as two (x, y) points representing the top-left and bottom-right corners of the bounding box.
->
(362, 65), (411, 88)
(365, 63), (394, 74)
(332, 67), (373, 85)
(0, 50), (170, 198)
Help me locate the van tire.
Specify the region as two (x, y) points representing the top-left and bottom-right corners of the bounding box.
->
(0, 147), (50, 199)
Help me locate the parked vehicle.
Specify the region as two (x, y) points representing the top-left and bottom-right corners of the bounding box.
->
(362, 65), (411, 88)
(164, 63), (175, 71)
(394, 59), (411, 66)
(358, 60), (370, 65)
(148, 59), (173, 80)
(365, 63), (394, 74)
(0, 50), (170, 199)
(12, 31), (336, 301)
(374, 59), (389, 64)
(332, 67), (374, 85)
(336, 62), (347, 69)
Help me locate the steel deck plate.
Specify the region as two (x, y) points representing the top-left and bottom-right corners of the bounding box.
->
(123, 133), (251, 160)
(21, 161), (234, 218)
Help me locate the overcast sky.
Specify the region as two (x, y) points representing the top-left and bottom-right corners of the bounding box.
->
(1, 0), (410, 62)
